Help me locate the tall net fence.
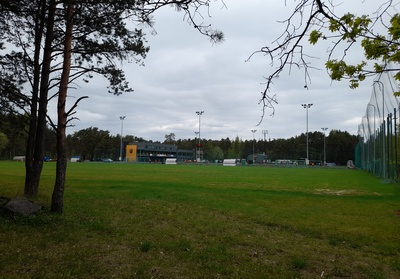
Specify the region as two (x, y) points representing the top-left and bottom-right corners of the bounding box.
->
(355, 68), (400, 181)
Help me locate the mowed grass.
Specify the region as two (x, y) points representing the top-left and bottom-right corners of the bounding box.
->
(0, 162), (400, 278)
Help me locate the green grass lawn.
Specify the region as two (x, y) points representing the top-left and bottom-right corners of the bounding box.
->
(0, 162), (399, 278)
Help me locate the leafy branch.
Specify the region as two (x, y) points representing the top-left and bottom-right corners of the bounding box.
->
(250, 0), (400, 120)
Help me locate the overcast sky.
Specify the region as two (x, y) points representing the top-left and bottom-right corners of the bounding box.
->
(56, 0), (397, 142)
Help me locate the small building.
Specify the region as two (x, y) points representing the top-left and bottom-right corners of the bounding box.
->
(247, 153), (269, 164)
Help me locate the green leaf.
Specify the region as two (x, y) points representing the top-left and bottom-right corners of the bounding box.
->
(309, 30), (322, 44)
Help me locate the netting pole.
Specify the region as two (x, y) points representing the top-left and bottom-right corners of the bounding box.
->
(388, 114), (390, 178)
(394, 108), (398, 181)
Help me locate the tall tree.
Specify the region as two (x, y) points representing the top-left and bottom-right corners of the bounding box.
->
(0, 112), (28, 159)
(48, 0), (225, 212)
(227, 136), (242, 159)
(12, 0), (55, 197)
(164, 133), (176, 144)
(0, 0), (64, 196)
(1, 0), (225, 212)
(70, 127), (111, 160)
(0, 132), (8, 152)
(51, 1), (75, 213)
(326, 130), (358, 165)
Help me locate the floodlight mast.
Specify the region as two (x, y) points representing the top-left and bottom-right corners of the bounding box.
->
(196, 111), (204, 161)
(262, 129), (268, 159)
(301, 104), (313, 164)
(321, 127), (328, 166)
(251, 129), (257, 163)
(119, 116), (126, 161)
(262, 130), (268, 141)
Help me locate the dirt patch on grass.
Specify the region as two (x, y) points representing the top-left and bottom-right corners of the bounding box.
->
(313, 189), (380, 196)
(314, 189), (357, 195)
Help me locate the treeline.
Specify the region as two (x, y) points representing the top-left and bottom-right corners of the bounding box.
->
(0, 114), (357, 165)
(175, 131), (357, 165)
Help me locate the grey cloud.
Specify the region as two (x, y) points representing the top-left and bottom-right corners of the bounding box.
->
(63, 0), (381, 142)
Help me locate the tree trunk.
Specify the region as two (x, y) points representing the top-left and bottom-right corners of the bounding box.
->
(24, 0), (45, 197)
(51, 2), (74, 213)
(24, 0), (56, 197)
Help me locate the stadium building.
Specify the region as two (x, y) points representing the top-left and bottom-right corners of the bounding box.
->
(123, 142), (194, 163)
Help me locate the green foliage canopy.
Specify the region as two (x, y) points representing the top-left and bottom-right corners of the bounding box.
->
(0, 132), (9, 151)
(252, 0), (400, 115)
(310, 12), (400, 94)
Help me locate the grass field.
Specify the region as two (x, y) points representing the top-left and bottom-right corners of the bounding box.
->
(0, 162), (399, 278)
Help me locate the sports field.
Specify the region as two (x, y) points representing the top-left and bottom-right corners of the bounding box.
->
(0, 162), (399, 278)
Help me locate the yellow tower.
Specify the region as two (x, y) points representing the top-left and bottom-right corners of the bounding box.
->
(125, 145), (137, 162)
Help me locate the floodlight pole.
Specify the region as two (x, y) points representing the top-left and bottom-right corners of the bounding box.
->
(321, 127), (328, 166)
(367, 103), (376, 174)
(262, 130), (268, 141)
(194, 131), (199, 161)
(196, 111), (204, 161)
(262, 129), (268, 157)
(251, 129), (257, 163)
(119, 116), (125, 161)
(302, 104), (313, 164)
